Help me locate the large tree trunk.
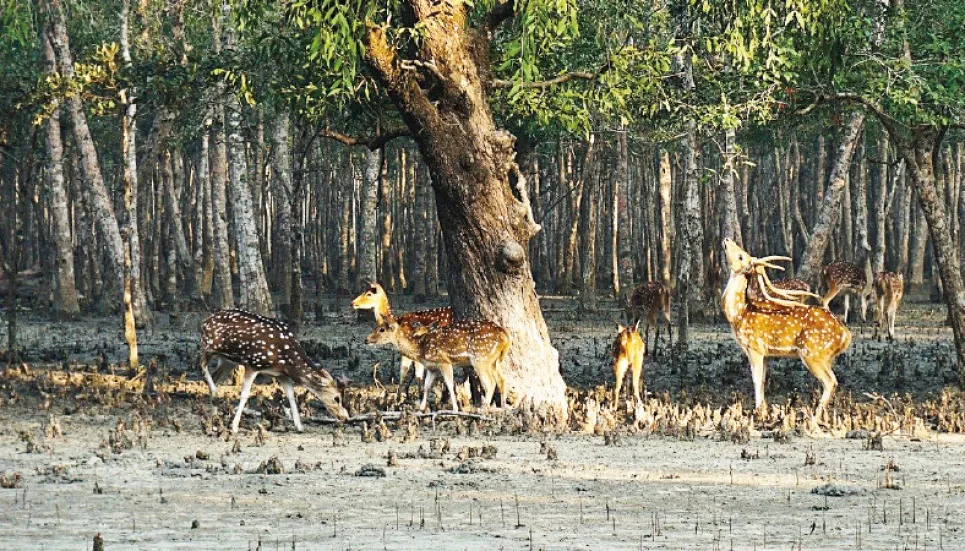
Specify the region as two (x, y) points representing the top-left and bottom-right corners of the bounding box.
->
(45, 0), (125, 302)
(675, 124), (701, 347)
(363, 8), (565, 416)
(797, 111), (866, 283)
(358, 147), (381, 287)
(40, 31), (80, 318)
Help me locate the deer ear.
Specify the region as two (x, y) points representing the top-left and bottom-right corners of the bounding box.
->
(412, 326), (429, 337)
(616, 323), (625, 333)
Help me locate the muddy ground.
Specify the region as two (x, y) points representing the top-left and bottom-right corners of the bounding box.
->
(1, 293), (964, 550)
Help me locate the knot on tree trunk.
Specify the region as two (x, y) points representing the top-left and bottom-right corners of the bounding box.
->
(497, 240), (526, 273)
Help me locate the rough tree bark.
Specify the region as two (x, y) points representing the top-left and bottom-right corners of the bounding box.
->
(40, 30), (80, 318)
(797, 111), (866, 283)
(362, 4), (565, 416)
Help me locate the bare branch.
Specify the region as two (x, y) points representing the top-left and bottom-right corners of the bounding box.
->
(491, 70), (600, 89)
(317, 127), (410, 151)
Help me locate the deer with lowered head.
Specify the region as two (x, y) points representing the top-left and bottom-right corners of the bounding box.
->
(821, 261), (873, 323)
(200, 309), (349, 433)
(722, 239), (852, 425)
(351, 283), (452, 398)
(365, 316), (509, 412)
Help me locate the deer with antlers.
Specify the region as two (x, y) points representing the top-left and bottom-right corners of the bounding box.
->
(625, 281), (672, 354)
(821, 261), (873, 323)
(873, 271), (904, 341)
(351, 283), (453, 398)
(721, 240), (852, 425)
(612, 322), (645, 405)
(200, 310), (349, 433)
(365, 317), (509, 412)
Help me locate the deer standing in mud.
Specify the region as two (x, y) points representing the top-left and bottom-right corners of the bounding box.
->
(721, 240), (852, 425)
(625, 281), (672, 354)
(612, 322), (645, 405)
(351, 283), (452, 398)
(200, 310), (349, 433)
(365, 317), (509, 412)
(873, 271), (904, 340)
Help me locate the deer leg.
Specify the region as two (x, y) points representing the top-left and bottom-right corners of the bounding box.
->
(397, 356), (415, 400)
(439, 363), (458, 412)
(200, 351), (217, 397)
(802, 356), (837, 426)
(281, 379), (304, 432)
(860, 292), (869, 323)
(420, 369), (438, 412)
(478, 364), (497, 409)
(747, 350), (767, 414)
(822, 284), (841, 310)
(613, 356), (628, 405)
(631, 353), (643, 403)
(231, 370), (260, 434)
(842, 294), (851, 324)
(888, 301), (899, 340)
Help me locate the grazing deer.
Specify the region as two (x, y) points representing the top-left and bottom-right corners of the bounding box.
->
(821, 261), (873, 323)
(351, 283), (452, 398)
(746, 277), (813, 304)
(612, 322), (645, 405)
(722, 239), (852, 425)
(625, 281), (672, 354)
(873, 271), (904, 340)
(200, 310), (349, 433)
(366, 317), (508, 412)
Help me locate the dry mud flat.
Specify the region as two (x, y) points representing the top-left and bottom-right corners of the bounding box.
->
(2, 407), (965, 551)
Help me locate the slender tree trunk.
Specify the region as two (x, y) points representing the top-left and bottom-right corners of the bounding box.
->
(162, 151), (195, 304)
(270, 108), (294, 311)
(579, 148), (600, 311)
(199, 132), (214, 297)
(358, 147), (381, 287)
(226, 100), (273, 314)
(897, 130), (965, 384)
(657, 149), (673, 287)
(675, 125), (701, 346)
(45, 0), (124, 301)
(797, 111), (866, 282)
(873, 133), (891, 273)
(40, 31), (79, 318)
(119, 0), (139, 364)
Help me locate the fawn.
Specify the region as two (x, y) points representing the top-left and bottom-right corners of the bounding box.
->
(821, 261), (873, 323)
(351, 283), (452, 398)
(873, 271), (904, 340)
(365, 317), (509, 412)
(612, 322), (645, 405)
(625, 281), (672, 354)
(722, 240), (851, 425)
(200, 309), (349, 433)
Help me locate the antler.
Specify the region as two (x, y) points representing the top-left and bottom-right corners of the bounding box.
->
(754, 273), (806, 308)
(759, 267), (822, 302)
(753, 255), (792, 271)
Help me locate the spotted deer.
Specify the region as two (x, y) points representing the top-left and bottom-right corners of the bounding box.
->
(365, 317), (508, 412)
(746, 277), (813, 304)
(722, 240), (852, 425)
(351, 283), (452, 398)
(873, 271), (904, 340)
(821, 261), (873, 323)
(200, 310), (349, 433)
(625, 281), (672, 354)
(612, 322), (645, 405)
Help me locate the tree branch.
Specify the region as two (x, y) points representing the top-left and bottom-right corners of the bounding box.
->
(317, 127), (410, 151)
(491, 70), (601, 90)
